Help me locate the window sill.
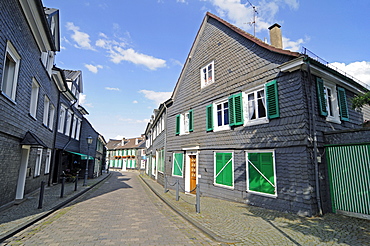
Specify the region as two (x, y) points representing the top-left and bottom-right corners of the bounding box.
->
(246, 190), (277, 198)
(1, 92), (17, 105)
(214, 126), (231, 132)
(214, 183), (234, 190)
(244, 118), (269, 127)
(326, 117), (341, 124)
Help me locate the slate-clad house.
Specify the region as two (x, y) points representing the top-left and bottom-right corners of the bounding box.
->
(144, 99), (171, 181)
(106, 136), (145, 171)
(163, 12), (370, 216)
(0, 0), (60, 206)
(0, 0), (106, 209)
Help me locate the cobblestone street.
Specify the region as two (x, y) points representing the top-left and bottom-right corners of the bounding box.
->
(2, 172), (214, 245)
(2, 171), (370, 245)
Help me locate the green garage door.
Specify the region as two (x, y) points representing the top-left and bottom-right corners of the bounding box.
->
(326, 144), (370, 216)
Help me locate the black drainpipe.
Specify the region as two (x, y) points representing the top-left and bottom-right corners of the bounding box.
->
(304, 57), (323, 216)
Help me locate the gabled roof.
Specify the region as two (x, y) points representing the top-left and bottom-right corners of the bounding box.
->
(20, 131), (47, 147)
(106, 137), (145, 150)
(63, 70), (83, 93)
(171, 12), (300, 101)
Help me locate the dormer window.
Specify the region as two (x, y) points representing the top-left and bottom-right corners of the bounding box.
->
(200, 61), (214, 88)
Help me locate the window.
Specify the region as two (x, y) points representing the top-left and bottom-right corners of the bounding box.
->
(1, 41), (20, 101)
(58, 105), (67, 133)
(43, 96), (50, 126)
(71, 116), (78, 139)
(200, 61), (214, 88)
(172, 152), (184, 177)
(246, 151), (276, 196)
(75, 118), (81, 140)
(316, 78), (349, 123)
(34, 148), (43, 177)
(48, 104), (55, 130)
(44, 149), (51, 174)
(29, 79), (40, 118)
(175, 110), (193, 135)
(214, 152), (234, 188)
(65, 110), (72, 136)
(245, 87), (268, 125)
(41, 51), (54, 76)
(157, 149), (165, 173)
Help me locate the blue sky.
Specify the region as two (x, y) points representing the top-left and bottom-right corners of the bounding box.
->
(43, 0), (370, 140)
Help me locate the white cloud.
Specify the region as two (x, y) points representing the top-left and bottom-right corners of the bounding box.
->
(109, 47), (166, 70)
(66, 22), (95, 50)
(79, 94), (86, 105)
(105, 87), (120, 91)
(133, 100), (138, 104)
(85, 64), (103, 73)
(329, 61), (370, 86)
(177, 0), (187, 3)
(208, 0), (299, 33)
(282, 36), (304, 52)
(112, 135), (125, 140)
(139, 90), (172, 106)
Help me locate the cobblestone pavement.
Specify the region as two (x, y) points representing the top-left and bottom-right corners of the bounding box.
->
(2, 171), (215, 245)
(140, 173), (370, 246)
(2, 170), (370, 245)
(0, 172), (111, 242)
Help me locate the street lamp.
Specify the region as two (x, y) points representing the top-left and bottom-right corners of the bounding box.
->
(83, 135), (93, 186)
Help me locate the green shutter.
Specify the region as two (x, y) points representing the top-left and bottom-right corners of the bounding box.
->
(189, 109), (194, 132)
(248, 152), (275, 195)
(215, 153), (233, 187)
(229, 93), (244, 126)
(206, 104), (213, 131)
(172, 153), (183, 176)
(337, 87), (349, 121)
(175, 114), (180, 135)
(265, 80), (280, 119)
(316, 77), (328, 116)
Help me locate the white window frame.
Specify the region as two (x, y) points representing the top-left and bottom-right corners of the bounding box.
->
(244, 86), (269, 126)
(213, 99), (230, 131)
(29, 78), (40, 118)
(65, 110), (72, 136)
(178, 112), (191, 135)
(44, 149), (51, 174)
(1, 41), (21, 101)
(48, 104), (55, 130)
(75, 118), (81, 140)
(43, 96), (50, 126)
(34, 148), (43, 177)
(213, 151), (234, 189)
(200, 61), (214, 88)
(323, 81), (341, 124)
(245, 149), (277, 198)
(58, 105), (67, 133)
(71, 115), (78, 139)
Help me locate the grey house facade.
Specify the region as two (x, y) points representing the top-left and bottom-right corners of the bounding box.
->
(0, 0), (61, 207)
(162, 12), (369, 216)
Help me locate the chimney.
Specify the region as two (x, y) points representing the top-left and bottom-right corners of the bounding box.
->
(268, 23), (283, 49)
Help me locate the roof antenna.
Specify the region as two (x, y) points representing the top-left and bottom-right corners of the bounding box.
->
(246, 0), (258, 36)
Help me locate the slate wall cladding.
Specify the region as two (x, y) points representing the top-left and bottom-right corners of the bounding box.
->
(0, 0), (59, 207)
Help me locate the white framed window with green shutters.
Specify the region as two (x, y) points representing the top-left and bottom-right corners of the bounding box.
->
(214, 152), (234, 188)
(206, 81), (280, 131)
(316, 77), (349, 123)
(172, 152), (184, 177)
(246, 150), (277, 197)
(175, 110), (194, 135)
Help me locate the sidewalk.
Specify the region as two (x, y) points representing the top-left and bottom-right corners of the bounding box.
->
(139, 173), (370, 246)
(0, 172), (111, 242)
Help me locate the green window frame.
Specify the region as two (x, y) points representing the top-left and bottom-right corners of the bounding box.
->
(214, 152), (234, 188)
(228, 93), (244, 126)
(206, 104), (213, 131)
(175, 114), (180, 135)
(246, 151), (276, 196)
(172, 152), (184, 177)
(265, 80), (280, 119)
(316, 77), (328, 117)
(337, 87), (349, 121)
(189, 109), (194, 132)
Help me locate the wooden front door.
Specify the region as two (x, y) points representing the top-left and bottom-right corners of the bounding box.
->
(189, 155), (197, 194)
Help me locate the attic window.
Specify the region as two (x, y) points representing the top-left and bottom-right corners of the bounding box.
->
(200, 61), (214, 88)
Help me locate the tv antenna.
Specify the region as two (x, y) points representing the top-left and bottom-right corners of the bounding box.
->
(246, 0), (258, 36)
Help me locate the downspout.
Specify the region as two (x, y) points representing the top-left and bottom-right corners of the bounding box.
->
(304, 57), (323, 216)
(49, 90), (61, 186)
